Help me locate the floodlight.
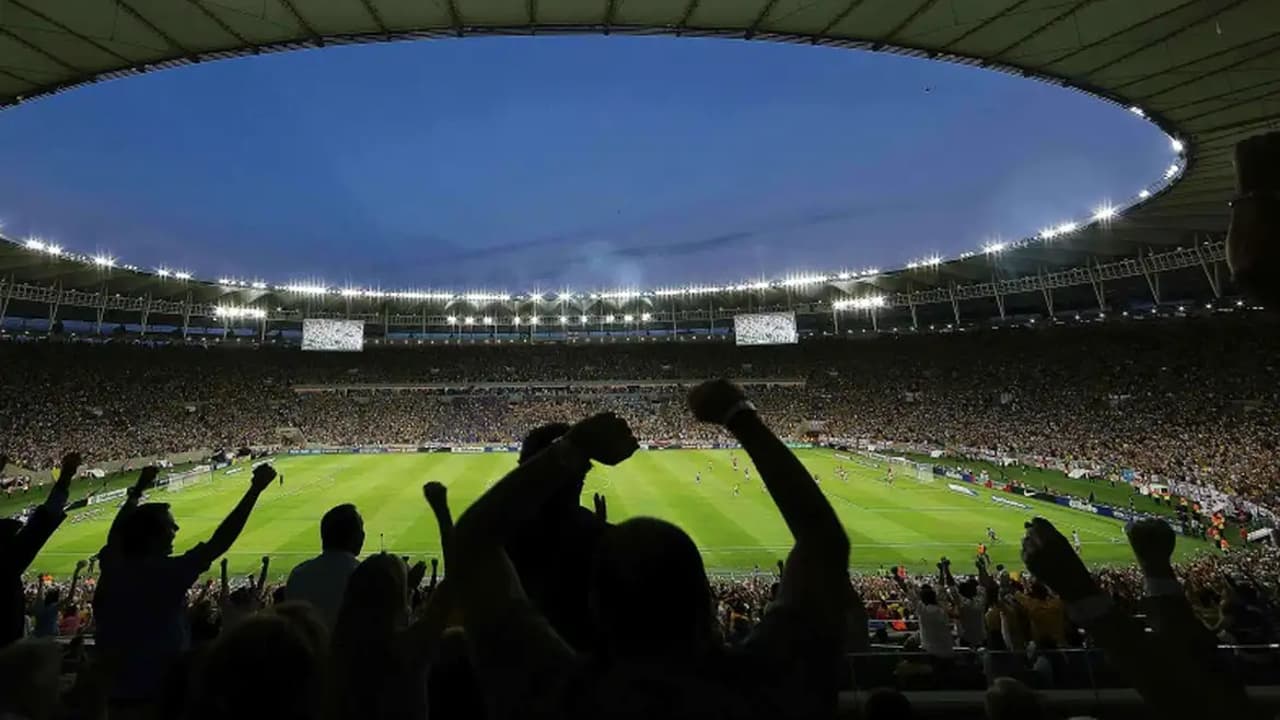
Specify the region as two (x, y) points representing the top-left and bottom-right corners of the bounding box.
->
(93, 255), (116, 267)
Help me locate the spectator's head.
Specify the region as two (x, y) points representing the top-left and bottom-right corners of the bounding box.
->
(189, 613), (328, 720)
(118, 502), (178, 557)
(520, 422), (586, 513)
(320, 503), (364, 555)
(864, 688), (913, 720)
(985, 677), (1045, 720)
(919, 585), (938, 606)
(0, 640), (62, 720)
(590, 517), (714, 660)
(958, 578), (979, 599)
(335, 553), (409, 639)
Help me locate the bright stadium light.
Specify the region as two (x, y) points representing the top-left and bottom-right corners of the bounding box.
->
(1138, 189), (1152, 199)
(24, 238), (45, 251)
(446, 315), (457, 324)
(512, 316), (521, 325)
(251, 281), (267, 290)
(559, 315), (568, 324)
(1170, 137), (1185, 154)
(557, 291), (574, 302)
(623, 314), (634, 322)
(1092, 205), (1117, 222)
(1165, 163), (1180, 179)
(529, 316), (539, 325)
(156, 268), (172, 278)
(641, 312), (652, 321)
(464, 316), (475, 325)
(834, 296), (886, 311)
(92, 255), (115, 268)
(579, 315), (589, 324)
(604, 314), (615, 323)
(1129, 105), (1146, 117)
(983, 242), (1007, 255)
(283, 283), (326, 295)
(45, 244), (62, 256)
(213, 306), (266, 320)
(339, 288), (360, 298)
(483, 316), (493, 324)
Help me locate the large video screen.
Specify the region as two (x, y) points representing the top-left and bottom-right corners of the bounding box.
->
(734, 312), (798, 346)
(302, 319), (365, 352)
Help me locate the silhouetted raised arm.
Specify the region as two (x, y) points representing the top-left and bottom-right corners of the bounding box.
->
(198, 464), (276, 562)
(423, 481), (453, 570)
(689, 380), (850, 621)
(1022, 517), (1253, 718)
(105, 465), (157, 550)
(8, 452), (81, 573)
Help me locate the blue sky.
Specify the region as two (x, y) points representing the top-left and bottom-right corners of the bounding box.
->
(0, 36), (1172, 291)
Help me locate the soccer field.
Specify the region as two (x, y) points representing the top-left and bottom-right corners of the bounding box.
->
(32, 449), (1208, 579)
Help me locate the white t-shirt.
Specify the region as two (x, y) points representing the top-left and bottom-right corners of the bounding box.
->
(914, 602), (955, 658)
(285, 550), (360, 628)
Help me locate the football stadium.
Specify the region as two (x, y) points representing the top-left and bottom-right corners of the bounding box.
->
(2, 1), (1280, 717)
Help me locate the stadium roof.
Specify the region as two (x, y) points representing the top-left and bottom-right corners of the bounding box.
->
(0, 0), (1273, 320)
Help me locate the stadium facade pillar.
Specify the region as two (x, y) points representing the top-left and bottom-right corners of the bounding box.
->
(1039, 267), (1055, 318)
(140, 293), (152, 336)
(0, 275), (13, 328)
(1139, 252), (1161, 305)
(94, 281), (107, 336)
(832, 305), (839, 334)
(992, 270), (1006, 321)
(47, 283), (61, 329)
(1196, 238), (1223, 298)
(181, 292), (192, 339)
(948, 283), (961, 325)
(907, 290), (918, 331)
(1088, 261), (1106, 312)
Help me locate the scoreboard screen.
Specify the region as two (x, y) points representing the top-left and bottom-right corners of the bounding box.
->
(734, 312), (798, 346)
(302, 319), (364, 352)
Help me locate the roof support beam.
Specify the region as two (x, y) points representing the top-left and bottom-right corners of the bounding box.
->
(0, 26), (81, 73)
(187, 0), (252, 47)
(602, 0), (618, 33)
(354, 0), (390, 35)
(939, 0), (1034, 52)
(816, 0), (868, 39)
(1076, 0), (1246, 76)
(745, 0), (780, 40)
(1113, 31), (1280, 94)
(990, 0), (1099, 61)
(878, 0), (943, 46)
(115, 0), (193, 56)
(1181, 88), (1280, 125)
(275, 0), (324, 46)
(1043, 0), (1207, 67)
(528, 0), (538, 26)
(9, 0), (133, 64)
(444, 0), (463, 37)
(1163, 76), (1280, 113)
(675, 0), (701, 35)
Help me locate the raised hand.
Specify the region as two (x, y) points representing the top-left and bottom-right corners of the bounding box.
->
(423, 481), (448, 508)
(134, 465), (159, 493)
(565, 412), (638, 466)
(250, 463), (277, 491)
(1126, 518), (1177, 574)
(75, 559), (88, 571)
(688, 379), (749, 425)
(592, 493), (608, 522)
(1021, 517), (1098, 602)
(407, 560), (428, 590)
(58, 451), (83, 482)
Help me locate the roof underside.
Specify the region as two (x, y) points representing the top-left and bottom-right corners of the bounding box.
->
(0, 0), (1276, 308)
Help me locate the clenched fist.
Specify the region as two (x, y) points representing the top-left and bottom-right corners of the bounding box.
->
(688, 379), (750, 425)
(565, 412), (638, 466)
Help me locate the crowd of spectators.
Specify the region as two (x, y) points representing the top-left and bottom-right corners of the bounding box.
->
(2, 382), (1274, 720)
(2, 315), (1277, 512)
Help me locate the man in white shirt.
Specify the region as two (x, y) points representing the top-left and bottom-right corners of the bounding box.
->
(286, 504), (364, 628)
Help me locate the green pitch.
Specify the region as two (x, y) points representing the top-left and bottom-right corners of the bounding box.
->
(30, 449), (1209, 580)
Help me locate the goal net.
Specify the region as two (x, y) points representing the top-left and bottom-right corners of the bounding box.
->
(862, 452), (934, 483)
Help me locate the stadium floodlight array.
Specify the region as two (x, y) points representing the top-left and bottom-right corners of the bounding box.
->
(1, 125), (1188, 302)
(833, 296), (887, 311)
(213, 306), (266, 320)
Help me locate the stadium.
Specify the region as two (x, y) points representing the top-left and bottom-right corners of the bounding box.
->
(1, 1), (1279, 717)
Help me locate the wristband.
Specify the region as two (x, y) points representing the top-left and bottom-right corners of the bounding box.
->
(721, 400), (757, 427)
